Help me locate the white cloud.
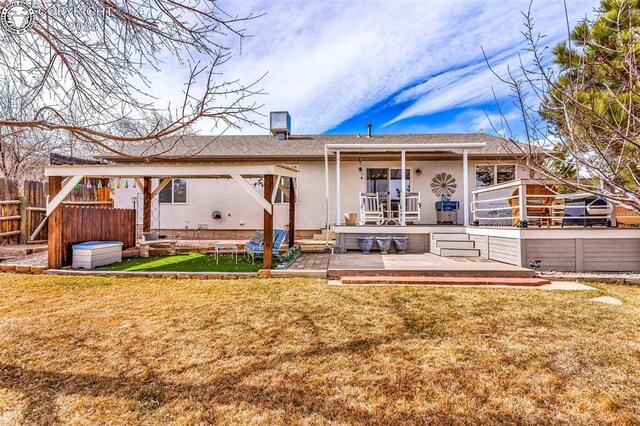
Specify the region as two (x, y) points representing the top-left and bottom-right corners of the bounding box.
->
(145, 0), (599, 134)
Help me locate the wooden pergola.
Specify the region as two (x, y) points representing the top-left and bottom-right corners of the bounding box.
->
(43, 163), (298, 270)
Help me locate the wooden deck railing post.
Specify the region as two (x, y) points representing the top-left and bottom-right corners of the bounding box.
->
(263, 175), (274, 270)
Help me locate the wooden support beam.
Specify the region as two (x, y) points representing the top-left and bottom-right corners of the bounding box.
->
(48, 176), (63, 269)
(230, 174), (272, 213)
(271, 175), (281, 203)
(151, 177), (172, 199)
(263, 175), (274, 270)
(143, 177), (151, 232)
(288, 177), (296, 249)
(46, 175), (83, 216)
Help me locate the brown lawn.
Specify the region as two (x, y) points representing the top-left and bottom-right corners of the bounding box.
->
(0, 274), (639, 425)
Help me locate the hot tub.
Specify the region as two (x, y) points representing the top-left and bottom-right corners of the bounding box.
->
(72, 241), (123, 269)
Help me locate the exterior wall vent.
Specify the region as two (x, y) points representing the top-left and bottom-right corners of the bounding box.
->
(270, 111), (291, 139)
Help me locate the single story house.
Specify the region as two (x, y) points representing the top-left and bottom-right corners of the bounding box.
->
(46, 112), (640, 272)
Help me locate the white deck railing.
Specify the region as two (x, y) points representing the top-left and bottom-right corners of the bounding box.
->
(471, 179), (640, 228)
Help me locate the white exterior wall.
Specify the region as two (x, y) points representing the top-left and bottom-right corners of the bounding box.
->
(112, 158), (523, 230)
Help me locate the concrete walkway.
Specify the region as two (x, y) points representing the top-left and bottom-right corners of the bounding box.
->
(328, 253), (535, 278)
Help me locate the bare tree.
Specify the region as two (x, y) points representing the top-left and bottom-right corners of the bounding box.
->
(486, 1), (640, 213)
(0, 0), (265, 157)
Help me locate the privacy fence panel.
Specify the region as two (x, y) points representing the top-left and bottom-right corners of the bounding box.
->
(0, 178), (21, 244)
(24, 180), (48, 242)
(49, 205), (136, 268)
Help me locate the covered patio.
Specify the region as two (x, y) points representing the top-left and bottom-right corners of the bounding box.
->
(43, 163), (298, 270)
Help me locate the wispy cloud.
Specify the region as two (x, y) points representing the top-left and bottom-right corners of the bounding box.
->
(147, 0), (599, 135)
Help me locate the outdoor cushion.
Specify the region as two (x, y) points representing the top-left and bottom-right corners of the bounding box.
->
(249, 231), (264, 245)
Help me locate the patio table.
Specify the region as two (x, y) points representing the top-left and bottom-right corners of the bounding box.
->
(212, 242), (238, 264)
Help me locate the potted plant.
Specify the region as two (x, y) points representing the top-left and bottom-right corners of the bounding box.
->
(357, 236), (374, 254)
(375, 236), (392, 254)
(392, 236), (409, 254)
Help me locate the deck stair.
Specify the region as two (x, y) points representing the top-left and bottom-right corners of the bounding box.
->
(339, 276), (550, 286)
(430, 233), (480, 257)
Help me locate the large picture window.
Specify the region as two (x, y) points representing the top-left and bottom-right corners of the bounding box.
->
(475, 164), (516, 187)
(158, 178), (188, 204)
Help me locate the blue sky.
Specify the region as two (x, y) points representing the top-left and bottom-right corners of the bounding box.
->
(153, 0), (599, 138)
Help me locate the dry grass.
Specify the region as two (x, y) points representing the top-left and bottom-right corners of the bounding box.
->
(0, 275), (639, 425)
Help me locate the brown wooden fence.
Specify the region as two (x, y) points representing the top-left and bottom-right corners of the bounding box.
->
(49, 205), (136, 268)
(0, 177), (112, 245)
(0, 178), (21, 244)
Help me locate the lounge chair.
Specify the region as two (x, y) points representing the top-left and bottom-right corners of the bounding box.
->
(244, 229), (287, 263)
(359, 192), (384, 225)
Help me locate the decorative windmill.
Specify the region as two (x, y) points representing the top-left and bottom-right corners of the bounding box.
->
(431, 172), (457, 199)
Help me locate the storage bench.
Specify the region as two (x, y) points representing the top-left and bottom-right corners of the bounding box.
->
(72, 241), (123, 269)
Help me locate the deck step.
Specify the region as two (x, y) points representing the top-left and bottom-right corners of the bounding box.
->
(431, 233), (470, 241)
(431, 247), (480, 257)
(435, 240), (476, 249)
(340, 276), (550, 286)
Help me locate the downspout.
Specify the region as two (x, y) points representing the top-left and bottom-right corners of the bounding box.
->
(324, 145), (330, 248)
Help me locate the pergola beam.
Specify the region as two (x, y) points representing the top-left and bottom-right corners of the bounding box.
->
(45, 164), (298, 179)
(46, 175), (84, 216)
(231, 175), (272, 214)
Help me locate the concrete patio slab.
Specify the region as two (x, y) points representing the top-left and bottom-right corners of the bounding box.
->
(328, 253), (535, 278)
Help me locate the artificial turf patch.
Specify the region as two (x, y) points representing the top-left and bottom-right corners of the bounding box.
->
(94, 252), (267, 273)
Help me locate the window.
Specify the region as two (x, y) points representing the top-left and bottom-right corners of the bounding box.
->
(274, 177), (298, 204)
(475, 164), (516, 187)
(366, 168), (410, 201)
(158, 178), (188, 204)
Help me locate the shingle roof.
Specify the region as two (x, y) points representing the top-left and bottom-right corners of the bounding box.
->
(98, 133), (527, 161)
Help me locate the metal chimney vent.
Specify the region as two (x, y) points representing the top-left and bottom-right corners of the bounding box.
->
(270, 111), (291, 139)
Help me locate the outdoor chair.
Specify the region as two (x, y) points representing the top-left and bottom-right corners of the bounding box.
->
(359, 192), (384, 225)
(244, 229), (287, 263)
(508, 185), (555, 227)
(402, 192), (421, 224)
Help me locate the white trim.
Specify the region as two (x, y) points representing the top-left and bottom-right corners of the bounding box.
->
(325, 142), (486, 152)
(400, 150), (406, 226)
(336, 151), (341, 225)
(465, 226), (640, 239)
(463, 149), (469, 226)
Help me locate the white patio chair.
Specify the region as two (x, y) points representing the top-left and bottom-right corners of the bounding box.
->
(401, 192), (421, 224)
(359, 192), (384, 225)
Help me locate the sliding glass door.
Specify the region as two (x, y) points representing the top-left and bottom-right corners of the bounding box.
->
(366, 168), (410, 201)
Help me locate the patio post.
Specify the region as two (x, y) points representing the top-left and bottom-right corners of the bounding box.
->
(143, 177), (151, 232)
(335, 150), (341, 225)
(288, 177), (296, 249)
(263, 174), (274, 269)
(47, 176), (63, 269)
(463, 149), (469, 226)
(400, 150), (406, 226)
